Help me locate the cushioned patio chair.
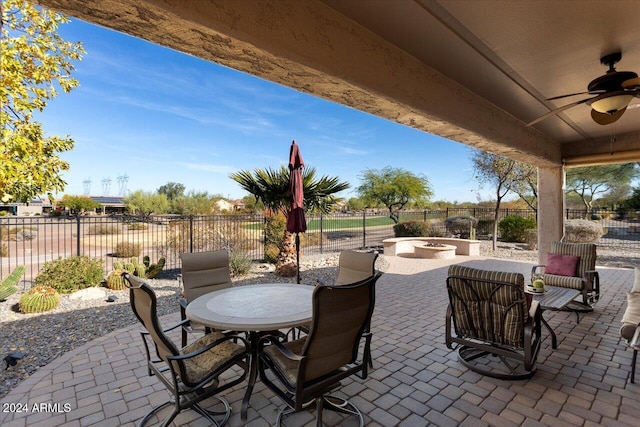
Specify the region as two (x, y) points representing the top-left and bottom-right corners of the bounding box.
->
(531, 241), (600, 311)
(446, 265), (542, 380)
(179, 250), (233, 346)
(124, 273), (249, 427)
(335, 250), (379, 285)
(258, 273), (380, 426)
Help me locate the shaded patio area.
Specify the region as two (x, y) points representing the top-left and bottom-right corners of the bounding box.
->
(0, 255), (637, 426)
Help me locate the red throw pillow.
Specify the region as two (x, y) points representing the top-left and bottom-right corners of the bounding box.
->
(546, 253), (579, 277)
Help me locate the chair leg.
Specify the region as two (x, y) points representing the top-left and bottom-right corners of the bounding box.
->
(632, 349), (637, 384)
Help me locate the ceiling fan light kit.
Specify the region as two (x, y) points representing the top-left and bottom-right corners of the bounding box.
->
(527, 52), (640, 126)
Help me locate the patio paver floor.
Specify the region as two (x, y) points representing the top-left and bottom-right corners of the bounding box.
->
(0, 255), (638, 426)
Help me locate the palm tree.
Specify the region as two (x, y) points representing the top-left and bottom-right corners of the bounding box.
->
(230, 165), (349, 277)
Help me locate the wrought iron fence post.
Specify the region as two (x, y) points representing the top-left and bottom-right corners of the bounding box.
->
(76, 215), (81, 256)
(362, 210), (366, 248)
(320, 213), (323, 253)
(189, 215), (194, 253)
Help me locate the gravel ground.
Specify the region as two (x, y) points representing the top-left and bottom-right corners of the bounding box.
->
(1, 241), (637, 398)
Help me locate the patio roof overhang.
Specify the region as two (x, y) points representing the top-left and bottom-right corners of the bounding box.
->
(35, 0), (640, 168)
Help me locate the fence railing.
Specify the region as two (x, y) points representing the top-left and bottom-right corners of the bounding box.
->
(1, 208), (638, 283)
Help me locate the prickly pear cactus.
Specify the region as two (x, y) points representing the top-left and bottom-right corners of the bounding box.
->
(19, 286), (60, 313)
(105, 269), (128, 290)
(145, 257), (165, 279)
(0, 265), (25, 301)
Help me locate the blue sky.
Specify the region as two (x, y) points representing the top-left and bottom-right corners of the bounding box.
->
(38, 18), (484, 203)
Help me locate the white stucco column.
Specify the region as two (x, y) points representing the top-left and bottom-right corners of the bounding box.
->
(537, 166), (565, 264)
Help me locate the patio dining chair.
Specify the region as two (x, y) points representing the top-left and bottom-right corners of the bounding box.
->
(334, 249), (379, 285)
(531, 241), (600, 312)
(179, 250), (233, 346)
(446, 265), (542, 379)
(124, 273), (249, 426)
(258, 273), (380, 426)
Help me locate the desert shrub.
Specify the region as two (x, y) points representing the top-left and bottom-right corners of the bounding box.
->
(445, 216), (478, 238)
(49, 210), (63, 217)
(113, 241), (141, 258)
(393, 221), (430, 237)
(590, 213), (602, 220)
(498, 215), (536, 242)
(0, 211), (8, 216)
(525, 229), (538, 250)
(0, 244), (7, 257)
(264, 244), (280, 263)
(264, 213), (286, 248)
(229, 250), (253, 276)
(33, 256), (104, 294)
(86, 224), (121, 235)
(564, 219), (604, 243)
(302, 231), (326, 246)
(127, 222), (148, 231)
(15, 228), (37, 241)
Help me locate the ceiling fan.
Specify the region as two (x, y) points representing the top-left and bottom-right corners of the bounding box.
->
(526, 52), (640, 127)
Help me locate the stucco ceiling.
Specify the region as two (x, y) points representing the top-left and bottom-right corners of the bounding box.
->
(35, 0), (640, 168)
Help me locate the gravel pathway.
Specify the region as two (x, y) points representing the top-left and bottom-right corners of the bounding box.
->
(1, 241), (637, 398)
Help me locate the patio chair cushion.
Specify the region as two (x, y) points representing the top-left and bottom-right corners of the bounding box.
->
(181, 331), (246, 384)
(545, 253), (580, 277)
(622, 292), (640, 326)
(262, 337), (306, 387)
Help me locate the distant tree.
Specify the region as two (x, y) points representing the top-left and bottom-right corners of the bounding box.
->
(622, 187), (640, 210)
(58, 195), (100, 214)
(240, 194), (263, 213)
(471, 151), (518, 250)
(510, 162), (537, 211)
(566, 163), (639, 214)
(346, 197), (366, 212)
(157, 182), (185, 201)
(124, 190), (170, 216)
(356, 167), (433, 224)
(173, 191), (213, 215)
(1, 0), (85, 202)
(230, 166), (349, 277)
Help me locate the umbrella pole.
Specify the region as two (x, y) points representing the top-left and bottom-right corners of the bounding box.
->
(295, 232), (301, 284)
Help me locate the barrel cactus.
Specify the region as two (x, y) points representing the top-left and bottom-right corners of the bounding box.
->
(0, 265), (25, 301)
(19, 286), (60, 313)
(105, 269), (128, 290)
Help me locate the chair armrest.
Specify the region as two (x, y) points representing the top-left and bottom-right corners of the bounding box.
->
(531, 265), (545, 276)
(179, 297), (188, 320)
(258, 335), (304, 361)
(529, 300), (540, 319)
(161, 318), (191, 333)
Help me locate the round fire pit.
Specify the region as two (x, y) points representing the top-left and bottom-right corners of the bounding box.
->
(413, 243), (457, 259)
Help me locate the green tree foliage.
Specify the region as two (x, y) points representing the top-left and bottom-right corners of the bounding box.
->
(157, 182), (185, 201)
(346, 197), (366, 212)
(566, 163), (639, 214)
(173, 191), (213, 215)
(471, 151), (518, 250)
(231, 166), (349, 215)
(623, 187), (640, 210)
(357, 166), (433, 224)
(1, 0), (85, 202)
(124, 190), (170, 216)
(58, 194), (100, 214)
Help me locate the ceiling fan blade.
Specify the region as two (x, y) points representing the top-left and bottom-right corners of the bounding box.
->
(591, 107), (626, 125)
(546, 90), (604, 101)
(525, 96), (595, 127)
(622, 77), (640, 90)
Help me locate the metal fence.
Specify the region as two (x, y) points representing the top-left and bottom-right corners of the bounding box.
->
(1, 208), (638, 283)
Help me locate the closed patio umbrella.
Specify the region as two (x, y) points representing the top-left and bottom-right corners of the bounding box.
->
(287, 140), (306, 283)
